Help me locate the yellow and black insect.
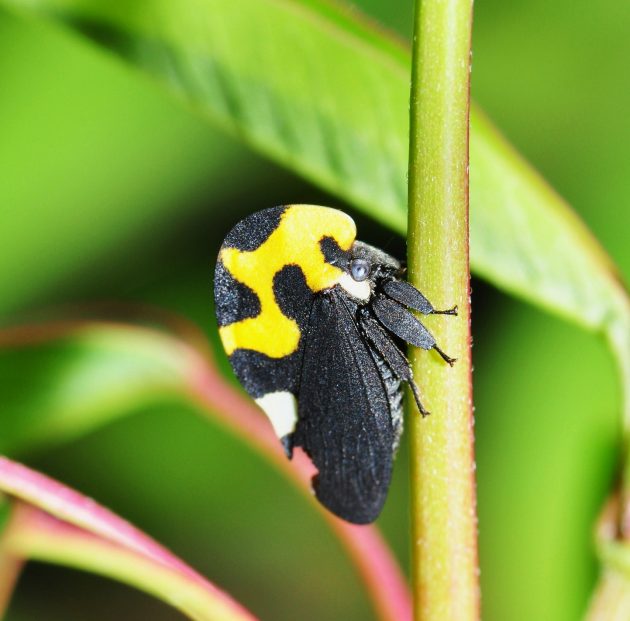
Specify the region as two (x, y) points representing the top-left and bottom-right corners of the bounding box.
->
(214, 205), (456, 524)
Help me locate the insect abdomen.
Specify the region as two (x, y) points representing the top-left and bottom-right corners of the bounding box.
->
(372, 352), (404, 451)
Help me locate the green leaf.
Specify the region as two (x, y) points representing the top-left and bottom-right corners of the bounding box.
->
(1, 0), (628, 409)
(0, 323), (197, 454)
(470, 113), (630, 430)
(0, 10), (245, 318)
(586, 498), (630, 618)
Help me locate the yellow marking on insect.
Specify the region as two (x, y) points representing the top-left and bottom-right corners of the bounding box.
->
(219, 205), (356, 358)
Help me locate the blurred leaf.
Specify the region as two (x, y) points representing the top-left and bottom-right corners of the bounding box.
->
(586, 569), (630, 621)
(475, 301), (619, 621)
(0, 318), (411, 621)
(471, 0), (630, 276)
(2, 0), (629, 420)
(0, 493), (22, 618)
(0, 321), (196, 454)
(586, 497), (630, 619)
(0, 457), (258, 621)
(0, 11), (250, 319)
(2, 0), (629, 430)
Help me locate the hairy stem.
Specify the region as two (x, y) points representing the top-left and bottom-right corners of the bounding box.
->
(407, 0), (478, 619)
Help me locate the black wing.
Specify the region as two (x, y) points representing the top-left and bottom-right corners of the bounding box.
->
(294, 289), (395, 524)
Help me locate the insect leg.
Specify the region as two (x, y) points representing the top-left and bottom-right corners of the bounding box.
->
(432, 305), (458, 316)
(381, 280), (458, 316)
(281, 436), (294, 459)
(434, 345), (457, 366)
(372, 296), (457, 366)
(360, 315), (430, 416)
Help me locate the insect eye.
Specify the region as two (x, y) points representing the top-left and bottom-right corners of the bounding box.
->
(350, 259), (371, 282)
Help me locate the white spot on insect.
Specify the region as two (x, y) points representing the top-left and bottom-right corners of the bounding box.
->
(255, 391), (298, 438)
(338, 273), (371, 301)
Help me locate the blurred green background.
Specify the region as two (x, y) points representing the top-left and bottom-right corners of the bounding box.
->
(1, 0), (628, 619)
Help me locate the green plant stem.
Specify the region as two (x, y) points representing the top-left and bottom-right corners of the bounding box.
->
(407, 0), (478, 620)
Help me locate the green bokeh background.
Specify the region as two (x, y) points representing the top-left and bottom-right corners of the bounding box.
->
(1, 0), (628, 619)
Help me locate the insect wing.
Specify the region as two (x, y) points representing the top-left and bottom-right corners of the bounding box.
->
(295, 290), (395, 524)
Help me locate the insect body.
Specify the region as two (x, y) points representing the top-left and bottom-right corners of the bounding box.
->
(214, 205), (456, 524)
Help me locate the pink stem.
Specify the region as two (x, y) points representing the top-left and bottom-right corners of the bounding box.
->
(188, 349), (412, 621)
(0, 317), (412, 621)
(0, 458), (256, 620)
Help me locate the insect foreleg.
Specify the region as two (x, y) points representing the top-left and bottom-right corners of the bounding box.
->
(381, 280), (458, 316)
(431, 305), (458, 316)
